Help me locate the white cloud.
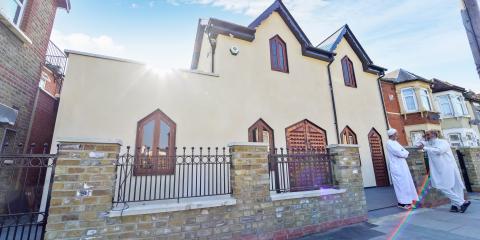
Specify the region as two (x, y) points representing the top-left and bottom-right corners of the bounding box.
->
(51, 30), (125, 56)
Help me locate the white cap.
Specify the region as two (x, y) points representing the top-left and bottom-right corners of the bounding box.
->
(387, 128), (397, 136)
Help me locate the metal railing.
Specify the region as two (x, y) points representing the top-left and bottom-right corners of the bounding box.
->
(268, 148), (334, 193)
(45, 41), (67, 76)
(113, 147), (232, 204)
(0, 143), (56, 240)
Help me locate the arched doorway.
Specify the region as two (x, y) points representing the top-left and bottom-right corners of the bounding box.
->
(285, 119), (327, 152)
(285, 119), (328, 191)
(368, 128), (389, 187)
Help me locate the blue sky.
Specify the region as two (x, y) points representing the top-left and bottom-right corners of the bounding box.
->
(52, 0), (480, 92)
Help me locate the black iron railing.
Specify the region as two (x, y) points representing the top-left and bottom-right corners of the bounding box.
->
(113, 147), (232, 204)
(268, 148), (334, 193)
(45, 41), (67, 76)
(0, 143), (56, 240)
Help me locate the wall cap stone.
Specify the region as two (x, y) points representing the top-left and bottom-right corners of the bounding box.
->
(270, 188), (346, 201)
(108, 196), (236, 217)
(57, 137), (123, 145)
(227, 142), (269, 147)
(327, 144), (359, 148)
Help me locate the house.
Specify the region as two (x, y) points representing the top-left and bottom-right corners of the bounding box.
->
(464, 91), (480, 144)
(0, 0), (70, 153)
(52, 0), (390, 187)
(381, 69), (442, 146)
(432, 79), (480, 147)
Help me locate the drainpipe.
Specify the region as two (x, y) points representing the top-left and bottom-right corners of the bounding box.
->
(207, 31), (218, 73)
(377, 72), (389, 129)
(327, 61), (340, 144)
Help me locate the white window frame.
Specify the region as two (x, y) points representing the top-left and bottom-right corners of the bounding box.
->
(0, 0), (28, 26)
(448, 133), (463, 147)
(401, 88), (418, 113)
(39, 72), (49, 90)
(419, 88), (432, 111)
(436, 95), (454, 117)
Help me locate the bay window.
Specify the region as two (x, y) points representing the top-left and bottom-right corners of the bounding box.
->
(401, 88), (418, 112)
(419, 88), (432, 111)
(452, 96), (468, 116)
(0, 0), (28, 26)
(437, 95), (454, 117)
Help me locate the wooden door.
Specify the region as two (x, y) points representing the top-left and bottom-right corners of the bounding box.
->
(368, 128), (390, 187)
(285, 120), (327, 191)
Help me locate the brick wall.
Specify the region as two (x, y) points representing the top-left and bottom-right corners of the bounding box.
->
(405, 147), (449, 208)
(403, 112), (440, 125)
(381, 81), (408, 145)
(28, 90), (58, 153)
(457, 147), (480, 192)
(0, 0), (59, 149)
(45, 141), (367, 240)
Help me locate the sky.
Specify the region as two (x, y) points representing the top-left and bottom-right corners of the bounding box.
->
(52, 0), (480, 92)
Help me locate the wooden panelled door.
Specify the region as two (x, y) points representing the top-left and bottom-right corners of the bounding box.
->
(368, 128), (390, 187)
(286, 119), (327, 152)
(285, 120), (328, 191)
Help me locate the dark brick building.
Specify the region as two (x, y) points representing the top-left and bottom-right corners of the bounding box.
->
(0, 0), (70, 153)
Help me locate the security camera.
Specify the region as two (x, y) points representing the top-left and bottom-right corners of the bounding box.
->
(230, 46), (240, 56)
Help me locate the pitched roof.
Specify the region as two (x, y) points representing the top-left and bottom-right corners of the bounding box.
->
(431, 78), (466, 93)
(190, 0), (385, 75)
(382, 68), (431, 84)
(464, 91), (480, 103)
(57, 0), (71, 12)
(317, 24), (386, 74)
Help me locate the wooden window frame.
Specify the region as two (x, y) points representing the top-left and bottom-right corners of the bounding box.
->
(341, 56), (357, 88)
(248, 118), (275, 152)
(269, 35), (289, 73)
(340, 126), (357, 144)
(134, 109), (176, 176)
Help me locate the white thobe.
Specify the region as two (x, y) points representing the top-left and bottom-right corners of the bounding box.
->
(386, 140), (419, 204)
(423, 139), (466, 207)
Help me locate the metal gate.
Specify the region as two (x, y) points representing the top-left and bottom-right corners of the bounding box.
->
(456, 150), (473, 192)
(0, 144), (56, 240)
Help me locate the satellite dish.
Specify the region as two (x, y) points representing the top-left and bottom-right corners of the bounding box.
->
(230, 46), (240, 56)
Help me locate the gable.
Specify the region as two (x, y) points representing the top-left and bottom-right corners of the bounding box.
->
(318, 25), (386, 75)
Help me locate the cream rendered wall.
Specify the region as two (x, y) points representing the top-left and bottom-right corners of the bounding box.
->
(196, 32), (212, 73)
(329, 39), (388, 187)
(52, 12), (336, 165)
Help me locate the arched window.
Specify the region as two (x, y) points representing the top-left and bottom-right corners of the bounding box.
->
(341, 56), (357, 88)
(340, 126), (357, 144)
(269, 35), (289, 73)
(135, 109), (176, 175)
(248, 118), (274, 151)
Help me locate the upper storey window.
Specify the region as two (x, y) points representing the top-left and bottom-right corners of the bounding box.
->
(0, 0), (28, 26)
(419, 88), (433, 111)
(401, 88), (418, 112)
(341, 56), (357, 88)
(269, 35), (288, 73)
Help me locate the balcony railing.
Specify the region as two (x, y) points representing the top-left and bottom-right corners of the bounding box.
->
(45, 41), (67, 76)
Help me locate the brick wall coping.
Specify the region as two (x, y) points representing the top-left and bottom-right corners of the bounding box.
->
(57, 137), (123, 145)
(270, 188), (346, 201)
(227, 142), (269, 147)
(108, 195), (236, 218)
(0, 12), (32, 44)
(327, 144), (359, 148)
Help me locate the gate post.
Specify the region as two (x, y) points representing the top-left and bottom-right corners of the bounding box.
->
(457, 147), (480, 192)
(328, 145), (367, 219)
(44, 139), (121, 240)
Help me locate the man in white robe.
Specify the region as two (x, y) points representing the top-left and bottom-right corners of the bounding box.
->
(386, 129), (419, 210)
(418, 130), (471, 213)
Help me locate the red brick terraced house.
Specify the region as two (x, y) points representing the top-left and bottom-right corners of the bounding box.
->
(0, 0), (70, 153)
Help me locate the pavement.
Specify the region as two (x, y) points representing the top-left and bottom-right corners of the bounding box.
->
(299, 193), (480, 240)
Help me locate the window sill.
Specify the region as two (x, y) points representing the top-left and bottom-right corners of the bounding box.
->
(270, 188), (346, 201)
(0, 12), (32, 44)
(108, 195), (236, 217)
